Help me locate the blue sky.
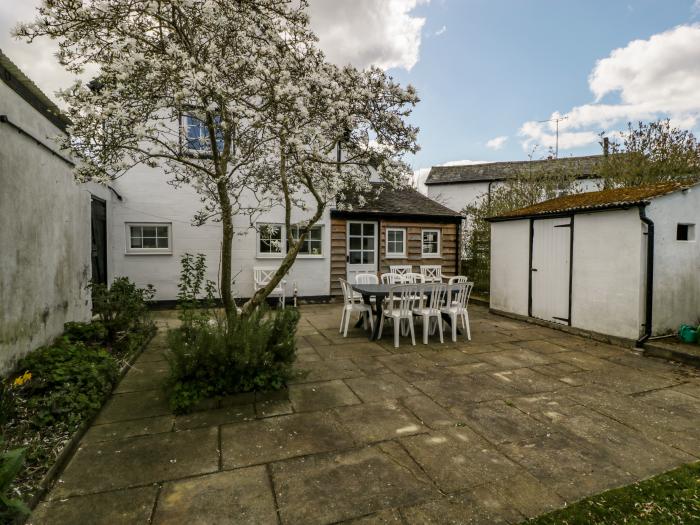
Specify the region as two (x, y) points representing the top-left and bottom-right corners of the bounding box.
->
(2, 0), (700, 175)
(383, 0), (700, 171)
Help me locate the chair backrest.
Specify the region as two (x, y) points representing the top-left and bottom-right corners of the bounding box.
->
(421, 283), (448, 311)
(355, 273), (379, 285)
(403, 272), (425, 284)
(339, 278), (358, 305)
(420, 265), (443, 283)
(448, 275), (469, 285)
(389, 265), (412, 275)
(381, 272), (403, 284)
(387, 285), (418, 316)
(451, 282), (474, 309)
(254, 267), (276, 287)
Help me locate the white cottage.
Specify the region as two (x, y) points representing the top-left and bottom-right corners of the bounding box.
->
(487, 181), (700, 344)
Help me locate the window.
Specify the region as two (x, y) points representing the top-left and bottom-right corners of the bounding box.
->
(183, 114), (224, 152)
(421, 228), (441, 257)
(677, 223), (695, 241)
(386, 228), (406, 258)
(126, 223), (171, 254)
(258, 224), (283, 255)
(290, 225), (323, 256)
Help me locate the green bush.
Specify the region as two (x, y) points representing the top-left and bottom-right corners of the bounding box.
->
(165, 254), (299, 413)
(0, 443), (29, 522)
(10, 340), (118, 429)
(63, 320), (108, 346)
(90, 277), (155, 342)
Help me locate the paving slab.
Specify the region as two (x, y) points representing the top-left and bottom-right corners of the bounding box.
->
(479, 348), (554, 369)
(291, 358), (364, 383)
(272, 442), (437, 525)
(114, 361), (170, 394)
(154, 466), (277, 525)
(95, 389), (172, 424)
(30, 486), (157, 525)
(401, 394), (459, 429)
(400, 428), (524, 493)
(314, 342), (390, 359)
(490, 367), (570, 394)
(83, 415), (174, 443)
(289, 380), (361, 412)
(53, 427), (220, 498)
(221, 411), (354, 468)
(471, 471), (565, 519)
(413, 373), (520, 406)
(174, 404), (255, 430)
(345, 373), (419, 402)
(377, 354), (456, 382)
(334, 401), (427, 444)
(418, 348), (481, 367)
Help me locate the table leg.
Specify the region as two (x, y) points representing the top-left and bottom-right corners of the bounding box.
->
(371, 298), (383, 340)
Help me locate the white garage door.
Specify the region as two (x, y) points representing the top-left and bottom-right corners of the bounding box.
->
(531, 217), (572, 324)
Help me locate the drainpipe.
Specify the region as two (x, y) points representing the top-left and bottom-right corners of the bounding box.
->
(636, 205), (654, 347)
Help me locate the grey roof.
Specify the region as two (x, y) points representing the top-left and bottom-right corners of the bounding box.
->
(425, 155), (605, 185)
(337, 183), (461, 220)
(0, 48), (70, 132)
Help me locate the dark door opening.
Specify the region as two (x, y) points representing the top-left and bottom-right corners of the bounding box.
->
(91, 197), (107, 284)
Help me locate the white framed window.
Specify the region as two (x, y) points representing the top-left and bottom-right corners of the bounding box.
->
(421, 228), (441, 257)
(257, 224), (284, 256)
(386, 227), (406, 258)
(182, 114), (224, 152)
(290, 225), (323, 256)
(126, 223), (172, 254)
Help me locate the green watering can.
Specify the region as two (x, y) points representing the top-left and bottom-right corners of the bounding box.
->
(678, 324), (698, 344)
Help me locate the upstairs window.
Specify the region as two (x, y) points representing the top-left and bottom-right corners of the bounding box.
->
(290, 225), (323, 256)
(183, 114), (224, 153)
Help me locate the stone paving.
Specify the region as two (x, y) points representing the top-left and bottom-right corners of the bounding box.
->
(30, 304), (700, 524)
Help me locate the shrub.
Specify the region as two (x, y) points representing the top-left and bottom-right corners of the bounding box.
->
(0, 444), (29, 522)
(10, 340), (118, 429)
(63, 320), (108, 346)
(165, 254), (299, 413)
(90, 277), (156, 342)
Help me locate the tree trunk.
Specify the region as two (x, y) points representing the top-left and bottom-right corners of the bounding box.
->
(217, 179), (235, 317)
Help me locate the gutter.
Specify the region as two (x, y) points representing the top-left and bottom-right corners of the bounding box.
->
(636, 204), (654, 347)
(0, 114), (75, 167)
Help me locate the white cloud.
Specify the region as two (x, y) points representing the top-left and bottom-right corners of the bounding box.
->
(519, 24), (700, 151)
(435, 25), (447, 36)
(308, 0), (429, 70)
(485, 136), (507, 150)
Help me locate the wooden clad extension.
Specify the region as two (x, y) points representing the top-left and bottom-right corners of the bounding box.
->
(330, 219), (458, 296)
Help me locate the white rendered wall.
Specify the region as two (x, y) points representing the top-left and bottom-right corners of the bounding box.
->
(0, 81), (109, 373)
(647, 188), (700, 334)
(426, 182), (491, 213)
(110, 167), (332, 301)
(570, 209), (644, 340)
(489, 220), (530, 316)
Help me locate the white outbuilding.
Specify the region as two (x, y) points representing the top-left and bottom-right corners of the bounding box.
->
(487, 181), (700, 344)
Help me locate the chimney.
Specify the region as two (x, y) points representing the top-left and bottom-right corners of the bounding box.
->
(603, 137), (609, 157)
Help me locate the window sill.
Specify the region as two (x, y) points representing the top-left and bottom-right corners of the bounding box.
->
(421, 254), (443, 259)
(295, 254), (325, 259)
(256, 253), (285, 259)
(125, 250), (172, 255)
(385, 254), (407, 259)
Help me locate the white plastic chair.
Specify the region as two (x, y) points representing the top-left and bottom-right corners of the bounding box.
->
(420, 265), (444, 283)
(339, 278), (373, 337)
(403, 272), (425, 284)
(413, 283), (447, 344)
(441, 282), (473, 342)
(253, 267), (286, 308)
(448, 275), (469, 285)
(355, 273), (379, 285)
(381, 272), (404, 284)
(389, 265), (412, 276)
(378, 285), (417, 348)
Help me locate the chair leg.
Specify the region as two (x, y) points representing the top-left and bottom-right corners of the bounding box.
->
(437, 315), (444, 344)
(339, 308), (346, 333)
(423, 315), (429, 344)
(378, 315), (385, 339)
(393, 319), (400, 348)
(343, 309), (350, 337)
(408, 317), (416, 346)
(464, 311), (471, 341)
(368, 310), (374, 332)
(451, 314), (457, 343)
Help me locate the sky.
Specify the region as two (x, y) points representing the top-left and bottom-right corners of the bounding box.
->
(2, 0), (700, 180)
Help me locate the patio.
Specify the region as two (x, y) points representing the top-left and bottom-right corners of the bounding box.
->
(30, 303), (700, 525)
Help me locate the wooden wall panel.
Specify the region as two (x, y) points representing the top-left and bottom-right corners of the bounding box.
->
(329, 217), (458, 296)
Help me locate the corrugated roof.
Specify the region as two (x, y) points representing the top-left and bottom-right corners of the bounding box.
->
(337, 183), (462, 219)
(488, 180), (698, 221)
(425, 155), (604, 185)
(0, 48), (70, 131)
